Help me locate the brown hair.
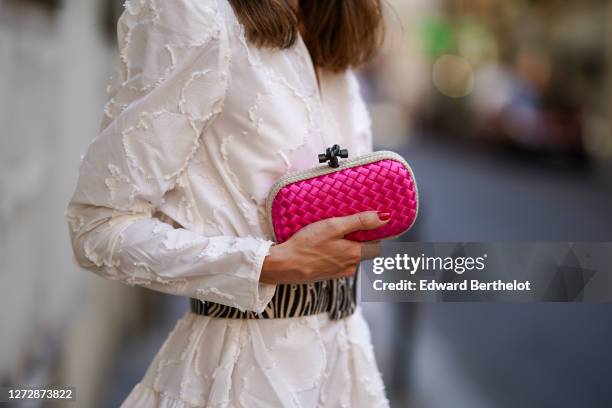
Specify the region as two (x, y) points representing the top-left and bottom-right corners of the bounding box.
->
(228, 0), (385, 72)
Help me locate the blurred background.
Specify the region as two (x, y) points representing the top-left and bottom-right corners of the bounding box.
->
(1, 0), (611, 407)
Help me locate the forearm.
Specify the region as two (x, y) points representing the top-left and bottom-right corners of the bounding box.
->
(69, 205), (276, 312)
(260, 243), (298, 285)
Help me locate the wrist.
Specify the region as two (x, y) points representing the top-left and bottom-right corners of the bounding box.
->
(260, 242), (292, 284)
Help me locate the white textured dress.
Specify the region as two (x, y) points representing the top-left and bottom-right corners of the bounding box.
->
(66, 0), (389, 406)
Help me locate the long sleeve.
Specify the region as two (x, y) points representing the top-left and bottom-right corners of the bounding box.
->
(66, 0), (276, 313)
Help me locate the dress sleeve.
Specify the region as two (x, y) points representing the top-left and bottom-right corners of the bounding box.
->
(66, 0), (276, 313)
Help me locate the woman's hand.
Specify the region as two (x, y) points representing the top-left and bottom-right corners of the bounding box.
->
(260, 211), (390, 284)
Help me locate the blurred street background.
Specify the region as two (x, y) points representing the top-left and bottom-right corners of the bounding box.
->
(1, 0), (611, 407)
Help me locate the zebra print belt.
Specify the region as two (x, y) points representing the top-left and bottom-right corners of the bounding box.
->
(190, 276), (357, 320)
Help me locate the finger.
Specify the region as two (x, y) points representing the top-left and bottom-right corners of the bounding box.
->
(334, 211), (390, 236)
(338, 266), (358, 278)
(360, 241), (381, 261)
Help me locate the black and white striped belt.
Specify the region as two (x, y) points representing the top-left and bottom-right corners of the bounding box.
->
(190, 276), (357, 320)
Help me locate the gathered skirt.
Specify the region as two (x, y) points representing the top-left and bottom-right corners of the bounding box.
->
(121, 307), (389, 407)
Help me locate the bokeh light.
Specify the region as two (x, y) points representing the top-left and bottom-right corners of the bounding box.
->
(432, 54), (475, 98)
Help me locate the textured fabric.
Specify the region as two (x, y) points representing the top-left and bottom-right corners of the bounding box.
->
(190, 276), (356, 320)
(270, 157), (418, 243)
(66, 0), (388, 406)
(121, 309), (387, 408)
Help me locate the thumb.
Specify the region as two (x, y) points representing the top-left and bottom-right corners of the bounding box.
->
(334, 211), (390, 236)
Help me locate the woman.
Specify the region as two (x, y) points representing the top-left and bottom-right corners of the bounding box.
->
(67, 0), (390, 406)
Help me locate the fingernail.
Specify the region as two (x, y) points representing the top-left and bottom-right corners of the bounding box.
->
(378, 212), (391, 221)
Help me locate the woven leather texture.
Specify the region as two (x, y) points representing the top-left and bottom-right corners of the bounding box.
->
(270, 158), (418, 243)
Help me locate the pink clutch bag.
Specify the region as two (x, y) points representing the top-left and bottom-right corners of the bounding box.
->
(267, 145), (419, 243)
